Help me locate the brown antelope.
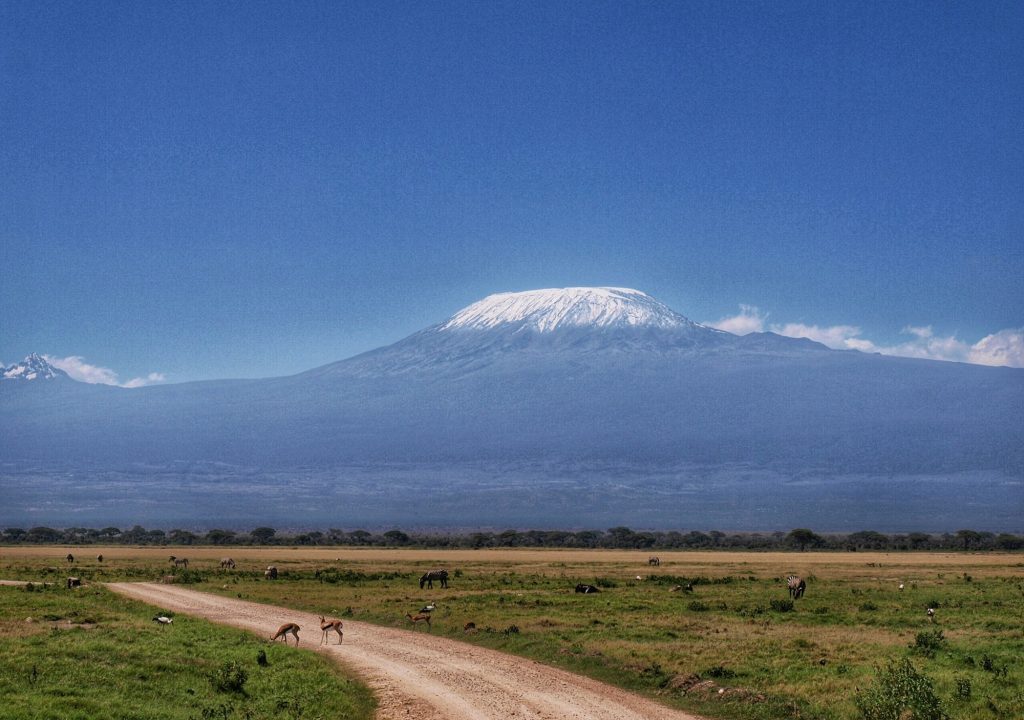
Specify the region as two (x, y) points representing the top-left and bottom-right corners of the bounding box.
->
(318, 615), (344, 645)
(406, 613), (431, 630)
(271, 622), (301, 645)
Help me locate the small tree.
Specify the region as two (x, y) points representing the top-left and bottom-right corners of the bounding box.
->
(855, 658), (948, 720)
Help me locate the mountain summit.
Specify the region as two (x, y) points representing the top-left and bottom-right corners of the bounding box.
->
(2, 353), (67, 381)
(439, 287), (700, 333)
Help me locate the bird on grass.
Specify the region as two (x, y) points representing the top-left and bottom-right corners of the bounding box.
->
(153, 616), (173, 625)
(419, 603), (436, 614)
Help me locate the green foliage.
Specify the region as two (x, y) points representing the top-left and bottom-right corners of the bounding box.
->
(769, 598), (794, 612)
(854, 658), (949, 720)
(212, 661), (248, 693)
(911, 629), (946, 657)
(954, 675), (972, 700)
(687, 600), (709, 612)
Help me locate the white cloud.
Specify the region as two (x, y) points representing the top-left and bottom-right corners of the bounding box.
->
(770, 322), (865, 349)
(709, 307), (1024, 368)
(968, 328), (1024, 368)
(706, 304), (766, 335)
(44, 355), (166, 388)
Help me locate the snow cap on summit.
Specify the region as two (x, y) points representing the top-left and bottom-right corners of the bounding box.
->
(439, 287), (695, 333)
(2, 353), (67, 381)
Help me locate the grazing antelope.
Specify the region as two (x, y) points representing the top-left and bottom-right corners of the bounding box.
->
(318, 616), (344, 645)
(648, 556), (661, 566)
(271, 622), (301, 645)
(406, 613), (431, 630)
(419, 569), (448, 589)
(219, 557), (236, 569)
(786, 575), (806, 599)
(171, 557), (189, 569)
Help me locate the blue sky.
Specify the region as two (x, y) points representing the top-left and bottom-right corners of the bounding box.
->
(2, 1), (1022, 384)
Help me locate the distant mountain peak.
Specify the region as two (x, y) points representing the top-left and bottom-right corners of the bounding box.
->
(438, 287), (700, 333)
(2, 353), (68, 381)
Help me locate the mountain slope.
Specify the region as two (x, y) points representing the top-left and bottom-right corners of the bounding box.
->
(2, 288), (1021, 530)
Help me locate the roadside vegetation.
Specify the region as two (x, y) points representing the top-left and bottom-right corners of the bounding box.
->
(2, 547), (1021, 719)
(0, 581), (374, 720)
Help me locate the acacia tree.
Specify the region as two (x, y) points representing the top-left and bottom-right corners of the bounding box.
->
(787, 528), (824, 551)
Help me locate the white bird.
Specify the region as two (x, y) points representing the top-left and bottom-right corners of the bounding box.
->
(899, 583), (905, 591)
(153, 616), (173, 625)
(419, 603), (436, 614)
(926, 607), (935, 620)
(636, 575), (643, 581)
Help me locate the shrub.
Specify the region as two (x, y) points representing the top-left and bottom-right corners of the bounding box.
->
(911, 629), (946, 657)
(688, 600), (709, 612)
(954, 676), (971, 700)
(213, 660), (248, 693)
(703, 665), (736, 679)
(770, 599), (794, 613)
(859, 601), (879, 612)
(854, 658), (948, 720)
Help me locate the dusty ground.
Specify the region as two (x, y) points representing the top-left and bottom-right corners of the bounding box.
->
(108, 582), (702, 720)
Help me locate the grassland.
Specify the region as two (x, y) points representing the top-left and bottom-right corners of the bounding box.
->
(2, 547), (1022, 719)
(0, 575), (375, 720)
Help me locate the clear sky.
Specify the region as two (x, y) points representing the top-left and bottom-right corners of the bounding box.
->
(2, 1), (1022, 384)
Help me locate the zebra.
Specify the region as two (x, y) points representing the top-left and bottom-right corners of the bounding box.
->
(219, 557), (236, 569)
(786, 575), (806, 599)
(419, 569), (448, 589)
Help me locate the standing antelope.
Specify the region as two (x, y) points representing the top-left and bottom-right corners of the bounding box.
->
(406, 613), (432, 630)
(271, 622), (301, 645)
(319, 616), (344, 645)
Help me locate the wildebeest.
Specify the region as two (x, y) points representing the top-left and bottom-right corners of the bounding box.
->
(575, 583), (600, 594)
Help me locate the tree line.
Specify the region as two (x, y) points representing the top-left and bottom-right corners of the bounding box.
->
(2, 525), (1022, 551)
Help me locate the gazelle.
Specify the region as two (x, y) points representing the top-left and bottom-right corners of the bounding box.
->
(271, 622), (301, 645)
(319, 615), (344, 645)
(406, 613), (431, 630)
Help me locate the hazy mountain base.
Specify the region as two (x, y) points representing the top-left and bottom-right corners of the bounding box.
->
(2, 461), (1019, 532)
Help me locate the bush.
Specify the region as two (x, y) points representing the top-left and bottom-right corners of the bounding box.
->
(954, 676), (971, 700)
(213, 660), (248, 693)
(911, 629), (946, 657)
(854, 658), (948, 720)
(770, 599), (794, 613)
(859, 601), (878, 612)
(688, 600), (709, 612)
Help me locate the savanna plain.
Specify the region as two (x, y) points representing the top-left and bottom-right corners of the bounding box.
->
(1, 547), (1022, 720)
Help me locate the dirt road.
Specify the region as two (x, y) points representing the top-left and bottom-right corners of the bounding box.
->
(108, 582), (702, 720)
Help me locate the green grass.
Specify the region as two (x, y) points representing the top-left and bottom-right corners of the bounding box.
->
(0, 582), (375, 720)
(2, 550), (1022, 720)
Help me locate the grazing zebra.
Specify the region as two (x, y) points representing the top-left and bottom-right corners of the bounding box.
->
(786, 575), (806, 599)
(648, 556), (661, 566)
(219, 557), (236, 569)
(419, 569), (448, 589)
(575, 583), (600, 594)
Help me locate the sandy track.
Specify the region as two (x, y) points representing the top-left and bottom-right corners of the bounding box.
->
(108, 582), (702, 720)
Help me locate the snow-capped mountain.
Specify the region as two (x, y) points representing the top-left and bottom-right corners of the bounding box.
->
(2, 353), (68, 381)
(2, 288), (1022, 531)
(439, 287), (704, 333)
